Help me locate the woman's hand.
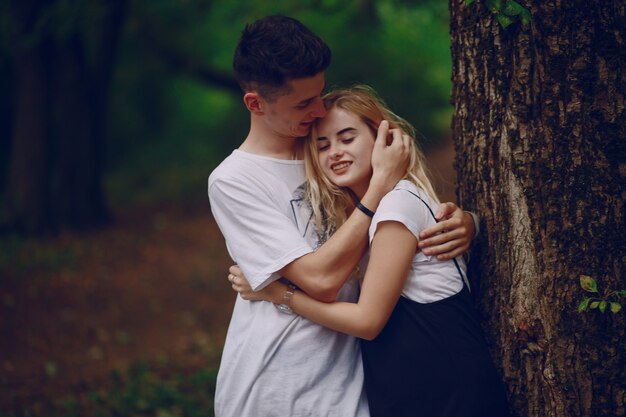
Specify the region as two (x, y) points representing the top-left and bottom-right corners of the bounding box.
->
(369, 122), (411, 195)
(228, 265), (286, 303)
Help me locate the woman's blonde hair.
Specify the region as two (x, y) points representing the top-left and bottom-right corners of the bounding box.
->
(303, 85), (439, 239)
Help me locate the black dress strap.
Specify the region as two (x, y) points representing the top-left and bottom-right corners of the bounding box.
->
(398, 188), (471, 291)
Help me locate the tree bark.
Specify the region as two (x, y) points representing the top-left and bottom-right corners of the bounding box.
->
(449, 1), (625, 416)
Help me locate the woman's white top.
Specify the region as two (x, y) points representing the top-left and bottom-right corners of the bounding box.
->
(368, 180), (466, 303)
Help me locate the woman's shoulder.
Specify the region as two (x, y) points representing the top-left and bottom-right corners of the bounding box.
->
(376, 181), (430, 219)
(383, 180), (428, 206)
(371, 181), (435, 243)
(390, 179), (419, 195)
(374, 181), (436, 225)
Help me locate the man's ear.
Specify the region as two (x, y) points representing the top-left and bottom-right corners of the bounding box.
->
(243, 92), (264, 115)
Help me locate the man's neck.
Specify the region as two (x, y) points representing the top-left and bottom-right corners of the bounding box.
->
(239, 122), (304, 160)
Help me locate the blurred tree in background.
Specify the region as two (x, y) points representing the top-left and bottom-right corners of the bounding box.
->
(0, 0), (454, 236)
(2, 0), (125, 234)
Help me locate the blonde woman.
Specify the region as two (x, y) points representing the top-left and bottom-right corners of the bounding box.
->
(232, 86), (509, 417)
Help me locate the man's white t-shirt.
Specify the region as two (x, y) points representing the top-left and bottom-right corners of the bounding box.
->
(208, 150), (368, 417)
(369, 180), (466, 303)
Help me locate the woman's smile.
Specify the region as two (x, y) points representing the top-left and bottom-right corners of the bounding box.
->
(331, 161), (353, 172)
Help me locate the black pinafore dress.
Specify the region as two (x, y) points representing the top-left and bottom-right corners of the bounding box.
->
(360, 191), (510, 417)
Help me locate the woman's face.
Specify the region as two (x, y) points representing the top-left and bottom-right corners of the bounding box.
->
(315, 107), (375, 198)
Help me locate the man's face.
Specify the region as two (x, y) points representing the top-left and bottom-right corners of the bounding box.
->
(260, 73), (327, 139)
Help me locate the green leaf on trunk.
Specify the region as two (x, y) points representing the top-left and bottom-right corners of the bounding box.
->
(497, 14), (514, 28)
(502, 0), (525, 16)
(589, 301), (600, 309)
(580, 275), (598, 293)
(486, 0), (503, 13)
(599, 301), (607, 313)
(464, 0), (476, 5)
(520, 8), (532, 24)
(578, 298), (591, 312)
(609, 302), (622, 313)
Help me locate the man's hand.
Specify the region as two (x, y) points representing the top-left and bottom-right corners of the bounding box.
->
(228, 265), (255, 298)
(417, 202), (476, 260)
(228, 265), (284, 303)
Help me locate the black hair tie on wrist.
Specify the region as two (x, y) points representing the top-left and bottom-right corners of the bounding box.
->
(356, 201), (375, 218)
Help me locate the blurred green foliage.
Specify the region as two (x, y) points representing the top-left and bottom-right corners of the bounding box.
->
(0, 2), (453, 411)
(0, 236), (77, 277)
(0, 0), (452, 208)
(102, 0), (453, 206)
(5, 362), (218, 417)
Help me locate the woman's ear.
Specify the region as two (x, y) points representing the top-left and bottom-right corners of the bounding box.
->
(244, 92), (264, 115)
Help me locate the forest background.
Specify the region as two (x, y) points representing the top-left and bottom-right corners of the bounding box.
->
(3, 0), (623, 416)
(0, 1), (462, 416)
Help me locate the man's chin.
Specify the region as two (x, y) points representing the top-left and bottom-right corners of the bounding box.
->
(297, 125), (313, 136)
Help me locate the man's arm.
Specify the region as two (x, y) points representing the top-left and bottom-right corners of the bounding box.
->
(417, 202), (478, 260)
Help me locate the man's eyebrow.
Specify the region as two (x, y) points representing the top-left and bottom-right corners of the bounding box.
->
(317, 127), (356, 141)
(296, 96), (315, 106)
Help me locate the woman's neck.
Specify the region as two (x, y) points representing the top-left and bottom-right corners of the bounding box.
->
(350, 179), (371, 201)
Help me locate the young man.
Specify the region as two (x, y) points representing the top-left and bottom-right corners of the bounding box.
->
(208, 15), (476, 417)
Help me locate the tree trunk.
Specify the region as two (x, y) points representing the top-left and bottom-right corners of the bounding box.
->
(51, 35), (108, 230)
(449, 1), (625, 417)
(4, 0), (126, 234)
(5, 0), (54, 234)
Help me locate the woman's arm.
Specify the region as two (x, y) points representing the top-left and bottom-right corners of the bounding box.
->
(275, 125), (410, 302)
(233, 220), (417, 340)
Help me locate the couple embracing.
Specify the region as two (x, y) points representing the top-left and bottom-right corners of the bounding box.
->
(209, 15), (509, 417)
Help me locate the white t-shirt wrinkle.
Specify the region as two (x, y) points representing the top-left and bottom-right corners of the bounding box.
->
(209, 149), (368, 417)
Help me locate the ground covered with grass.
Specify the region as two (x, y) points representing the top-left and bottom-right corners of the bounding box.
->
(0, 201), (234, 416)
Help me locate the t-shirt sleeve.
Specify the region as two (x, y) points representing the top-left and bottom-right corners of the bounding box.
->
(209, 177), (314, 291)
(370, 189), (434, 248)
